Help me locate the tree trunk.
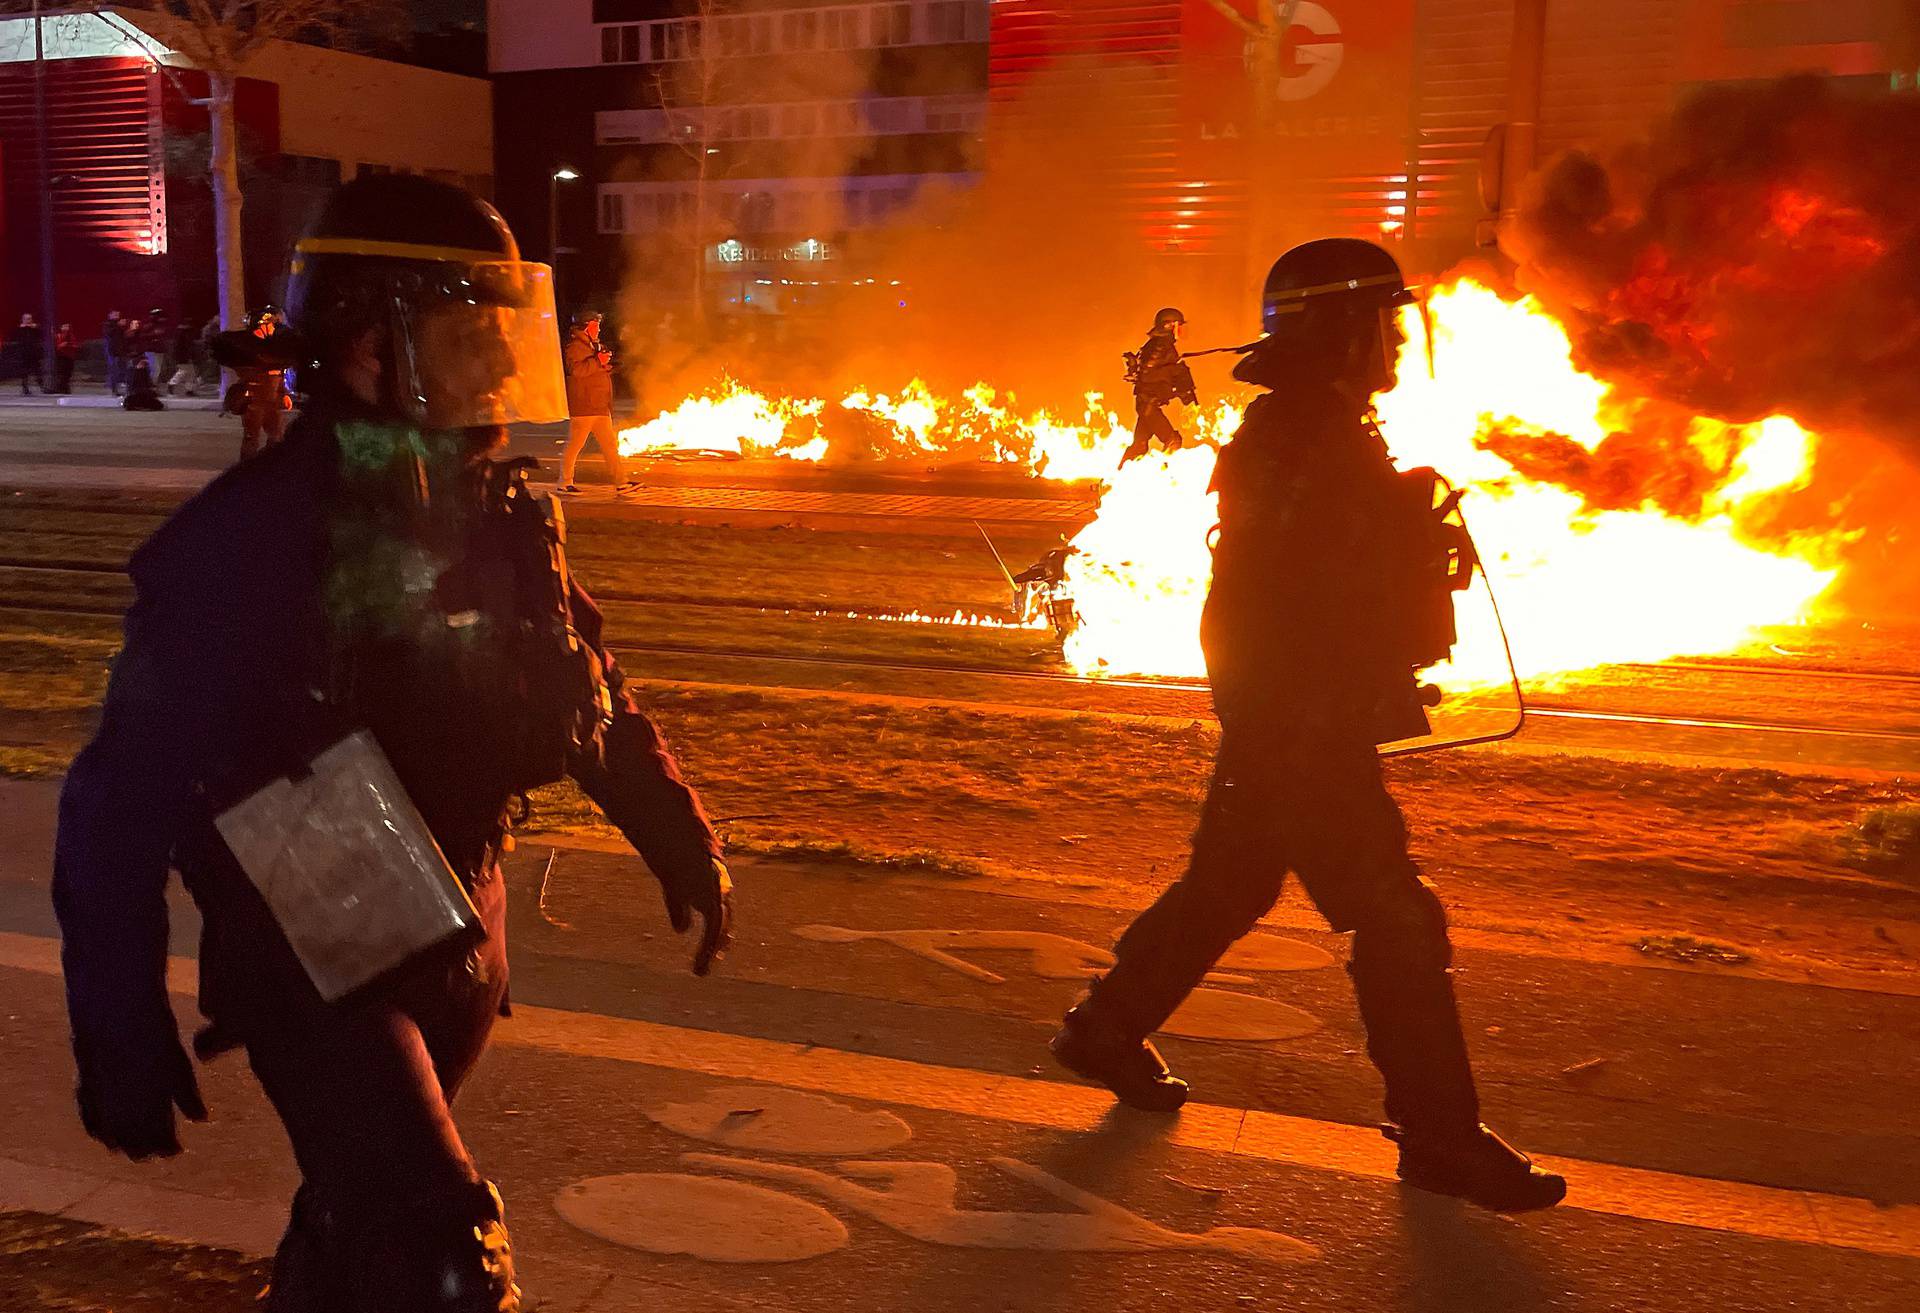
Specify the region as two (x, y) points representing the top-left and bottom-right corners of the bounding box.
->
(207, 70), (246, 332)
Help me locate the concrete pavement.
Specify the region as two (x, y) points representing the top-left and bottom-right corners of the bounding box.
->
(0, 779), (1914, 1311)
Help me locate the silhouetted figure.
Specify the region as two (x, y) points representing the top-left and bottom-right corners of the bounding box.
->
(1120, 307), (1197, 464)
(1052, 240), (1567, 1215)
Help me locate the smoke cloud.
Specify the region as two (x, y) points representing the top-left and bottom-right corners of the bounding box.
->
(1500, 76), (1920, 617)
(621, 53), (1251, 413)
(1503, 76), (1920, 447)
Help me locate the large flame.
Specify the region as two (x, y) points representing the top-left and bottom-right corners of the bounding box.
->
(619, 278), (1842, 683)
(1062, 281), (1841, 680)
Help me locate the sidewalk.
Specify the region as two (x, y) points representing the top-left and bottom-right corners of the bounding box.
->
(0, 386), (223, 412)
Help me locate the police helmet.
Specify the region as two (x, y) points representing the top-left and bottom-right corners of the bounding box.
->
(1153, 306), (1187, 331)
(287, 174), (567, 428)
(1260, 239), (1411, 337)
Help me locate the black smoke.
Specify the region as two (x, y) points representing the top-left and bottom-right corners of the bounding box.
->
(1503, 76), (1920, 450)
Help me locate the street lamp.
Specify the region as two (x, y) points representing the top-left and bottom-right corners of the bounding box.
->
(549, 167), (580, 268)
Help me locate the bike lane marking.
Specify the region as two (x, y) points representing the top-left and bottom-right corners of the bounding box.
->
(1, 929), (1913, 1263)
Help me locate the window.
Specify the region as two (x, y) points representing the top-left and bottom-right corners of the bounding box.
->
(928, 1), (968, 43)
(868, 2), (912, 46)
(602, 26), (621, 63)
(749, 15), (774, 53)
(650, 23), (667, 61)
(866, 98), (910, 133)
(600, 192), (626, 234)
(824, 8), (861, 49)
(621, 24), (641, 62)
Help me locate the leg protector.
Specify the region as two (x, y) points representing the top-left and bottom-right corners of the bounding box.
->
(1347, 879), (1481, 1137)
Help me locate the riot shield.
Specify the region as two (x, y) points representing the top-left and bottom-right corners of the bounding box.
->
(214, 730), (482, 1001)
(1379, 552), (1527, 758)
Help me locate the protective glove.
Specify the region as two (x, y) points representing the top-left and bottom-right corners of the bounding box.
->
(74, 1025), (207, 1161)
(658, 856), (733, 976)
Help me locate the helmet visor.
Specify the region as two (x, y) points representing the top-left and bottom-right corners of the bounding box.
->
(405, 261), (567, 428)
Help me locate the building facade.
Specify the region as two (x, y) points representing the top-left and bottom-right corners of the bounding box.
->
(490, 0), (990, 322)
(0, 8), (492, 338)
(989, 0), (1920, 279)
(489, 0), (1920, 324)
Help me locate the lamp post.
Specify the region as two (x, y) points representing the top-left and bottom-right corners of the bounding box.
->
(33, 0), (58, 392)
(549, 166), (579, 267)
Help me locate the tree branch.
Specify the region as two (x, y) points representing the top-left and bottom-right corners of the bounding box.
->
(1198, 0), (1262, 40)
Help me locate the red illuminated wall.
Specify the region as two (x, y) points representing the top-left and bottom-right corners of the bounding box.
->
(988, 0), (1422, 262)
(0, 57), (279, 335)
(1175, 0), (1418, 248)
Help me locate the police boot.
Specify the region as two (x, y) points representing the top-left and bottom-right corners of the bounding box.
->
(356, 1180), (522, 1312)
(261, 1185), (344, 1313)
(1051, 986), (1188, 1112)
(422, 1181), (521, 1312)
(1387, 1122), (1567, 1213)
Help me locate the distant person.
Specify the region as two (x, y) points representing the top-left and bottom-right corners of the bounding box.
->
(557, 310), (638, 497)
(1119, 307), (1197, 465)
(122, 356), (165, 411)
(103, 311), (129, 395)
(168, 321), (202, 396)
(53, 323), (80, 395)
(213, 306), (293, 459)
(141, 309), (170, 381)
(9, 314), (43, 395)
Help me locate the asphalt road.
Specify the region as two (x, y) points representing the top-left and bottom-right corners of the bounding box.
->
(0, 779), (1915, 1311)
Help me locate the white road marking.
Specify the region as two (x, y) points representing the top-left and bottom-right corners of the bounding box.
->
(1, 931), (1914, 1262)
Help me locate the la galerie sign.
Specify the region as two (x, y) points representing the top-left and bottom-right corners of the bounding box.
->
(1180, 0), (1417, 175)
(1273, 2), (1346, 103)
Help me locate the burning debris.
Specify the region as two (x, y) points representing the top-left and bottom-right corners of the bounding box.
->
(618, 277), (1847, 686)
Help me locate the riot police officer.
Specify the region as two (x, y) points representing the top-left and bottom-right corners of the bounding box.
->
(1120, 306), (1198, 465)
(53, 175), (734, 1310)
(1051, 240), (1565, 1213)
(211, 305), (295, 460)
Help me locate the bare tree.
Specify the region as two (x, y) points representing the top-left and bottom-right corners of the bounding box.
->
(1197, 0), (1302, 134)
(1194, 0), (1304, 278)
(4, 1), (404, 331)
(651, 0), (727, 340)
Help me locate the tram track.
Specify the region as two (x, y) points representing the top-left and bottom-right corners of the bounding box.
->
(4, 580), (1915, 747)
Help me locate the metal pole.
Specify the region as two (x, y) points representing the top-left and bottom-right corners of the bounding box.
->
(33, 1), (59, 392)
(1497, 0), (1548, 221)
(548, 172), (561, 266)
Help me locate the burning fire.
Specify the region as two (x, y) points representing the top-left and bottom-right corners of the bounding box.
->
(1065, 281), (1840, 682)
(620, 278), (1843, 684)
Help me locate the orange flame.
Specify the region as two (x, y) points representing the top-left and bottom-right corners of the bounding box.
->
(619, 279), (1844, 684)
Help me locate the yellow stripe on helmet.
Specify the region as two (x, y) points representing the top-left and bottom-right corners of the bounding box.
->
(1266, 272), (1406, 312)
(294, 237), (515, 265)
